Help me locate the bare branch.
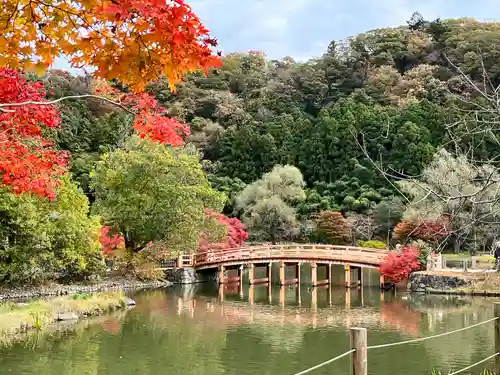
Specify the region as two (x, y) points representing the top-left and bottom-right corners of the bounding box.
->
(0, 94), (134, 114)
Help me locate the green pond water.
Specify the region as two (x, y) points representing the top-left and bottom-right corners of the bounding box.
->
(0, 275), (498, 375)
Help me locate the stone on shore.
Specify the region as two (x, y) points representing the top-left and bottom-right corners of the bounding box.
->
(124, 297), (136, 306)
(56, 312), (79, 321)
(407, 271), (470, 293)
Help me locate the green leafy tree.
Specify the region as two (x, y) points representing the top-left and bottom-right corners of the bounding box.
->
(90, 137), (226, 257)
(373, 197), (406, 241)
(0, 175), (104, 284)
(235, 165), (305, 243)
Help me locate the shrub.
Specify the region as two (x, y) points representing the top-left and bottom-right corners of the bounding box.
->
(130, 252), (165, 281)
(409, 240), (435, 270)
(99, 226), (125, 257)
(357, 240), (387, 249)
(0, 175), (105, 284)
(198, 210), (248, 251)
(315, 211), (351, 244)
(380, 245), (421, 283)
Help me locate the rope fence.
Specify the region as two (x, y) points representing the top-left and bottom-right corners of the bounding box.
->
(367, 316), (499, 350)
(292, 349), (355, 375)
(292, 302), (500, 375)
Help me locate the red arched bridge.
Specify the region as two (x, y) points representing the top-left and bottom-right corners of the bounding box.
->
(173, 244), (390, 287)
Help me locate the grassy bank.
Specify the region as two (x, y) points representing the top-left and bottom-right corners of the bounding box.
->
(417, 270), (500, 296)
(0, 291), (130, 337)
(454, 272), (500, 295)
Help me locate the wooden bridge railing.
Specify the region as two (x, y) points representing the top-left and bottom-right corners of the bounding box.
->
(188, 244), (390, 269)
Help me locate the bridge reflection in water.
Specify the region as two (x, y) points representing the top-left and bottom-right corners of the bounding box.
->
(173, 284), (413, 332)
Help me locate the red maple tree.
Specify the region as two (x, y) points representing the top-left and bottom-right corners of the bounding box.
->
(0, 69), (68, 199)
(199, 210), (248, 251)
(380, 245), (421, 284)
(99, 226), (125, 255)
(0, 70), (192, 199)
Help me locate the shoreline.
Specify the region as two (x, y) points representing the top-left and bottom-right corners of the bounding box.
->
(0, 291), (134, 343)
(407, 270), (500, 297)
(410, 288), (500, 297)
(0, 277), (173, 301)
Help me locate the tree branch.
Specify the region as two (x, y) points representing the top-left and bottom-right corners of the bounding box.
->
(0, 94), (134, 114)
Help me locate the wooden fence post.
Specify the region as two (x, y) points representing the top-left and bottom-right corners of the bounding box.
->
(350, 327), (367, 375)
(495, 302), (500, 374)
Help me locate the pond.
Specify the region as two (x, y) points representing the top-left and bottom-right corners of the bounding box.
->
(0, 281), (498, 375)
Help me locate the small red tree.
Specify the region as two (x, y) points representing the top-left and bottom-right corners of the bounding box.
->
(199, 210), (248, 251)
(99, 226), (125, 256)
(315, 211), (351, 244)
(380, 245), (421, 284)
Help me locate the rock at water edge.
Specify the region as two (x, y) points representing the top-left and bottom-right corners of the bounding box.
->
(56, 312), (79, 321)
(124, 297), (136, 306)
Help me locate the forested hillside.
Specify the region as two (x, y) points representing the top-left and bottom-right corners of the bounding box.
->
(48, 14), (500, 252)
(3, 12), (500, 283)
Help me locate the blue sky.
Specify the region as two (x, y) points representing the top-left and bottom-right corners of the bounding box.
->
(54, 0), (500, 72)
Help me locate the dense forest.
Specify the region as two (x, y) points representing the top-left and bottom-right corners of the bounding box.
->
(3, 12), (500, 283)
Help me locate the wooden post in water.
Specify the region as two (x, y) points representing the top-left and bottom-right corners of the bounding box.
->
(267, 263), (272, 285)
(357, 267), (363, 287)
(379, 274), (385, 289)
(237, 265), (243, 284)
(218, 283), (224, 302)
(296, 286), (302, 306)
(249, 286), (254, 306)
(218, 265), (225, 284)
(248, 263), (255, 285)
(350, 327), (367, 375)
(267, 282), (272, 304)
(279, 285), (285, 309)
(328, 263), (332, 284)
(495, 302), (500, 374)
(296, 262), (301, 284)
(279, 262), (286, 285)
(345, 264), (351, 287)
(311, 285), (317, 312)
(311, 262), (318, 286)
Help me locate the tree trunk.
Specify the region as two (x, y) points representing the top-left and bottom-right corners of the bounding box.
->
(271, 227), (277, 245)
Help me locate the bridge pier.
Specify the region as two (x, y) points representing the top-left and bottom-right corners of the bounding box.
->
(345, 264), (351, 287)
(249, 262), (272, 285)
(344, 265), (363, 288)
(379, 274), (385, 289)
(279, 262), (301, 285)
(218, 265), (242, 284)
(312, 263), (330, 286)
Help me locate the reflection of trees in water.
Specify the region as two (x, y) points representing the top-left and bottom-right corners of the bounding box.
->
(380, 301), (422, 336)
(255, 323), (305, 352)
(420, 308), (495, 372)
(1, 290), (498, 375)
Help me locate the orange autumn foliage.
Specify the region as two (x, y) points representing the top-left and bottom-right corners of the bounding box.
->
(392, 217), (449, 243)
(0, 0), (221, 91)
